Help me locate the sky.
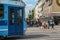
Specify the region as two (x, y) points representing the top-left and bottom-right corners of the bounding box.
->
(23, 0), (38, 18)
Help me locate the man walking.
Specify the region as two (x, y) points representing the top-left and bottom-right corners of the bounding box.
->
(49, 19), (54, 29)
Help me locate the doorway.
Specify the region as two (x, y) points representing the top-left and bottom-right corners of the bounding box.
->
(8, 7), (23, 35)
(54, 16), (60, 25)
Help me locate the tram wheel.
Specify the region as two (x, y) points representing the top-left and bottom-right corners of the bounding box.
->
(0, 36), (7, 40)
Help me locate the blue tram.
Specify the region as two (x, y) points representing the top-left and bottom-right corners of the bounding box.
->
(0, 0), (27, 38)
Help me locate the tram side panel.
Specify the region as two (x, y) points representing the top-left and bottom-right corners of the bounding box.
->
(22, 8), (27, 33)
(0, 4), (8, 36)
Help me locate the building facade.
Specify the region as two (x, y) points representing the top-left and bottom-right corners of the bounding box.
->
(42, 0), (52, 17)
(52, 0), (60, 25)
(34, 0), (44, 19)
(34, 0), (60, 25)
(42, 0), (60, 25)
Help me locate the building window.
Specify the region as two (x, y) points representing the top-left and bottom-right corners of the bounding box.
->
(41, 3), (44, 11)
(0, 4), (4, 18)
(49, 0), (53, 6)
(46, 0), (49, 2)
(38, 11), (39, 13)
(12, 0), (22, 1)
(56, 0), (60, 6)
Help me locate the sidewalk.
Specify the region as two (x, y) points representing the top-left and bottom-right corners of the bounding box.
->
(26, 25), (60, 32)
(25, 25), (60, 40)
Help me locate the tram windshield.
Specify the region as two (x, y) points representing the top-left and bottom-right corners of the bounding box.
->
(0, 4), (4, 18)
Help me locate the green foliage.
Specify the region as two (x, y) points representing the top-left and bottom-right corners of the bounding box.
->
(28, 13), (34, 19)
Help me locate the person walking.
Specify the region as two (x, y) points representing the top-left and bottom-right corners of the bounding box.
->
(41, 21), (45, 29)
(49, 19), (54, 29)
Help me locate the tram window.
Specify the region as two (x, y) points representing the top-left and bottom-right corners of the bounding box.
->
(17, 9), (22, 25)
(9, 8), (14, 25)
(0, 4), (4, 18)
(13, 0), (22, 1)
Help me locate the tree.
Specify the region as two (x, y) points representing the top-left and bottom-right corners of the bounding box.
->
(28, 13), (34, 19)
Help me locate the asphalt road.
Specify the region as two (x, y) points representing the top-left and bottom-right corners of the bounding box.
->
(6, 25), (60, 40)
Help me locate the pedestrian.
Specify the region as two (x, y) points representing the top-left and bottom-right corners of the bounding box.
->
(49, 20), (54, 29)
(45, 21), (49, 29)
(43, 21), (47, 29)
(36, 19), (39, 27)
(38, 19), (42, 27)
(41, 21), (45, 29)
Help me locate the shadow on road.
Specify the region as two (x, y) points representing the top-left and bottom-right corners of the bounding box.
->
(6, 34), (49, 40)
(23, 34), (49, 39)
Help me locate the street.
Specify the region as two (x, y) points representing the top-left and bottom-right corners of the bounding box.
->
(7, 25), (60, 40)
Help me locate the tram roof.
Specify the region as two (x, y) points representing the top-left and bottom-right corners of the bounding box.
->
(0, 1), (25, 7)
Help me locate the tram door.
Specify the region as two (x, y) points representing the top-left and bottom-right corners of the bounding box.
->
(8, 7), (16, 35)
(16, 8), (23, 35)
(8, 7), (23, 35)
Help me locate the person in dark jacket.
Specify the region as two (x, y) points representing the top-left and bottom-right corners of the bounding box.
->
(48, 20), (54, 29)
